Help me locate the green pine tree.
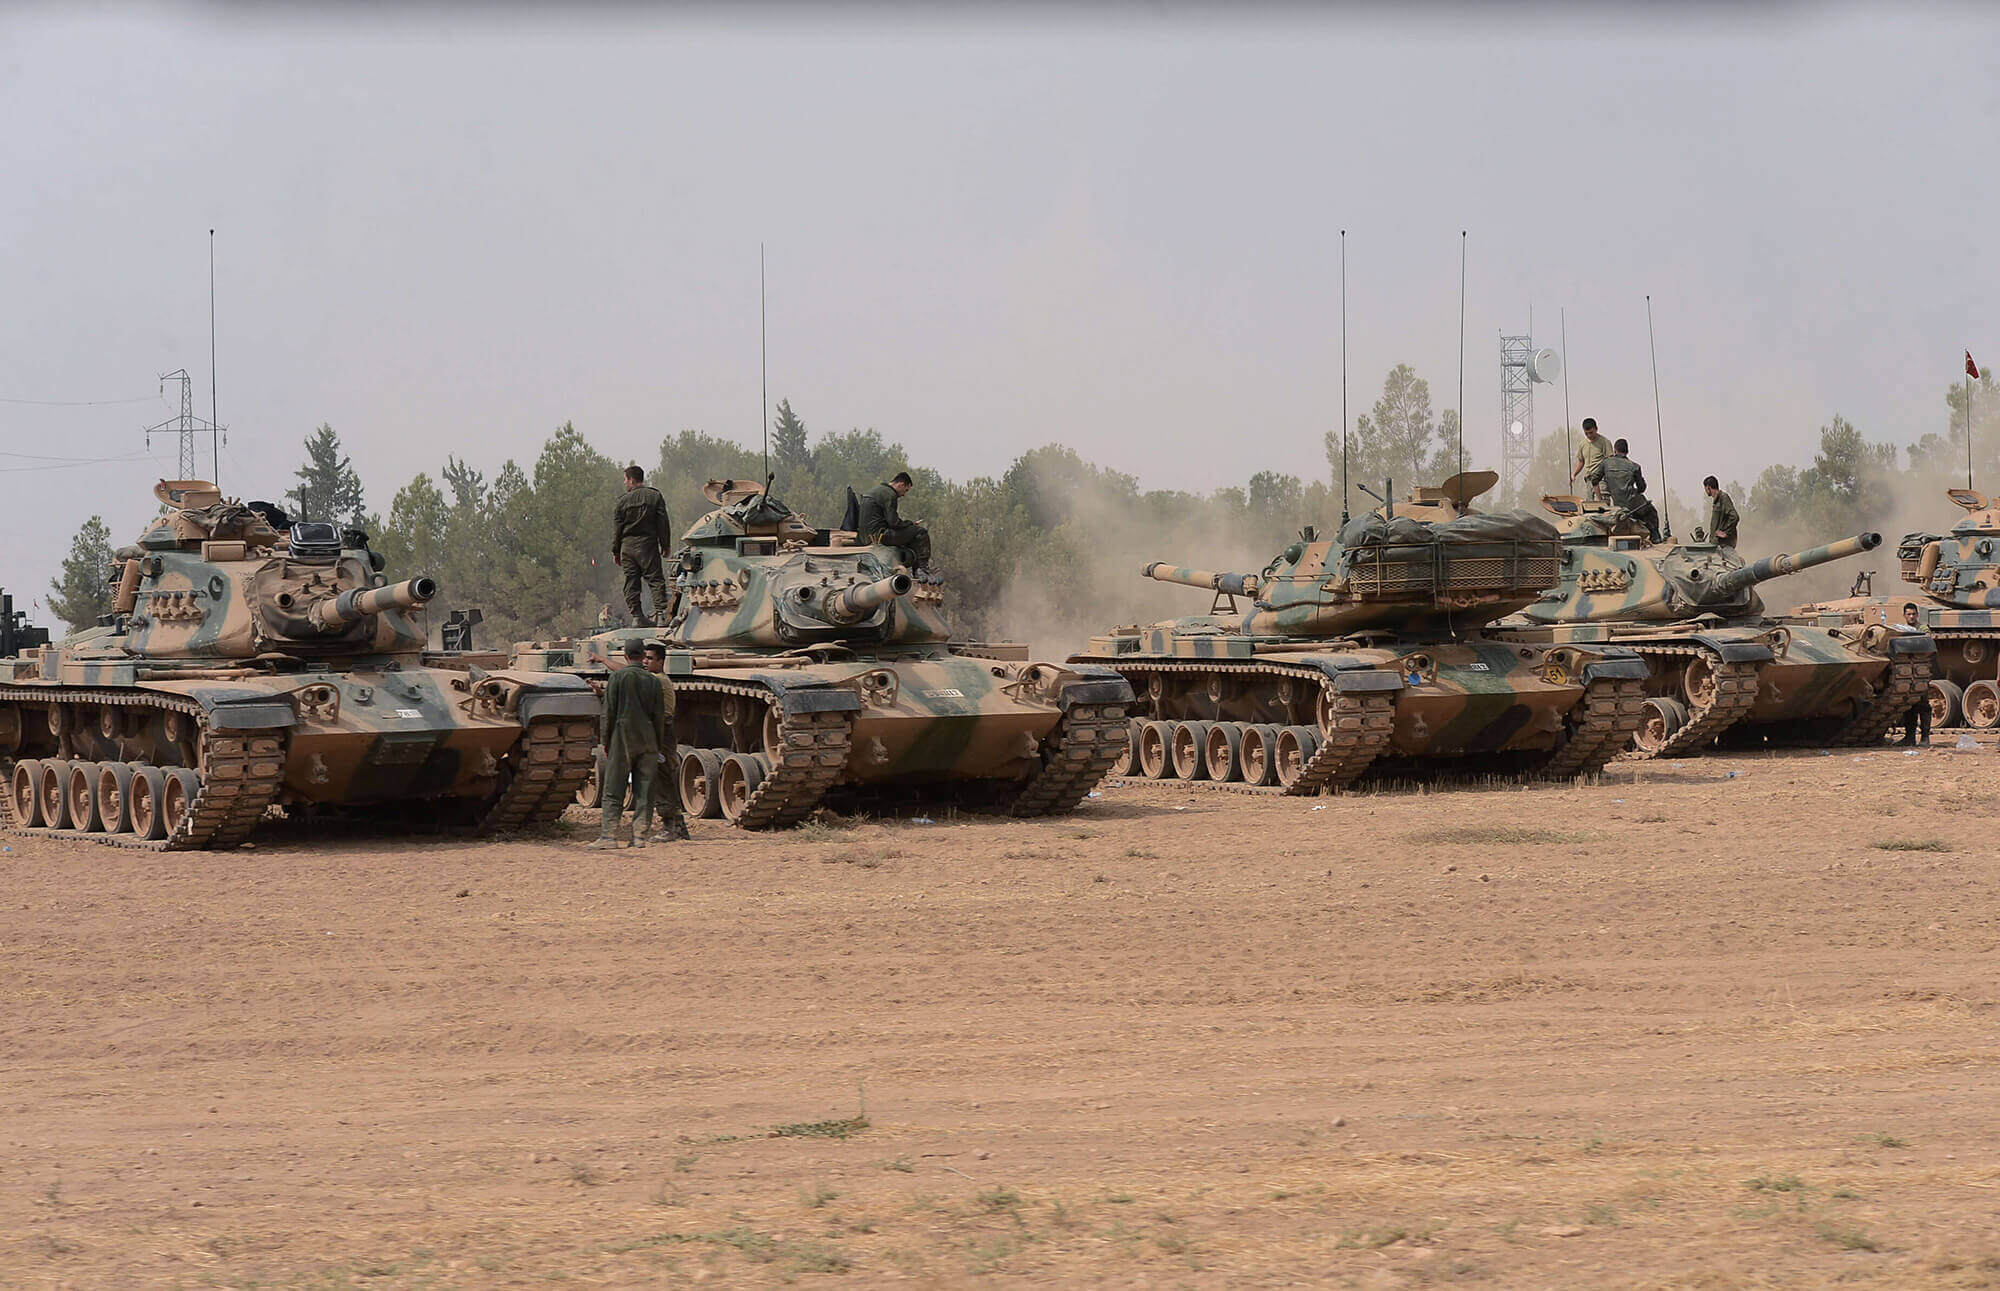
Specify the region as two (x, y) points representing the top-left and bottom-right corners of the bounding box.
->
(287, 424), (366, 526)
(48, 515), (115, 632)
(772, 399), (811, 478)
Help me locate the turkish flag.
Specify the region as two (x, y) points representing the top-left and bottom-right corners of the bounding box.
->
(1969, 351), (1982, 380)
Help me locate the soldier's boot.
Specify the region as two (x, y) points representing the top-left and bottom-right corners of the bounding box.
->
(587, 836), (624, 851)
(650, 816), (690, 843)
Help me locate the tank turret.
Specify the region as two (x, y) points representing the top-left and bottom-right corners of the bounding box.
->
(1141, 508), (1564, 639)
(1895, 487), (2000, 609)
(1521, 494), (1881, 624)
(671, 482), (948, 650)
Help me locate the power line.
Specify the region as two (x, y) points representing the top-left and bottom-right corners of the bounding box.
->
(0, 393), (164, 407)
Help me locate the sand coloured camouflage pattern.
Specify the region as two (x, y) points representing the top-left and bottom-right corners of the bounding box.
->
(513, 479), (1132, 827)
(1, 481), (596, 849)
(1075, 476), (1651, 789)
(1494, 494), (1932, 752)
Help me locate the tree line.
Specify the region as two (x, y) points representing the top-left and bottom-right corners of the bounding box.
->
(42, 365), (2000, 644)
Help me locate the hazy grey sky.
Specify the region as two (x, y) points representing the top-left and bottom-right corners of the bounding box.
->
(3, 4), (1996, 604)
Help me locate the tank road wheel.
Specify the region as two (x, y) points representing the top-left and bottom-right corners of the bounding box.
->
(95, 762), (137, 834)
(65, 762), (105, 831)
(38, 759), (73, 831)
(1632, 698), (1691, 755)
(1961, 680), (2000, 730)
(717, 753), (769, 823)
(680, 748), (727, 820)
(1274, 726), (1322, 790)
(1170, 721), (1214, 781)
(1137, 720), (1176, 779)
(1681, 657), (1720, 709)
(1203, 722), (1244, 782)
(161, 768), (201, 839)
(1930, 679), (1965, 728)
(1239, 725), (1282, 787)
(1109, 719), (1143, 777)
(10, 758), (45, 827)
(130, 767), (171, 842)
(574, 750), (604, 809)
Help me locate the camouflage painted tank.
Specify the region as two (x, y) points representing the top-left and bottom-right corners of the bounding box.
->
(1068, 472), (1651, 792)
(1788, 486), (2000, 729)
(512, 480), (1133, 828)
(1492, 494), (1933, 754)
(0, 480), (598, 849)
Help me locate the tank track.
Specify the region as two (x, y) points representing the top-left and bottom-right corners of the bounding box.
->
(1625, 645), (1762, 759)
(1102, 682), (1396, 797)
(1829, 654), (1933, 747)
(675, 679), (855, 830)
(1536, 675), (1647, 779)
(472, 715), (599, 833)
(999, 702), (1131, 817)
(0, 687), (287, 851)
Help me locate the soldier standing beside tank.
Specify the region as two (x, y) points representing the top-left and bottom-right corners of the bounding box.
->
(641, 640), (690, 841)
(612, 465), (673, 627)
(857, 471), (932, 571)
(1897, 602), (1933, 747)
(1704, 477), (1739, 548)
(589, 638), (670, 849)
(1571, 419), (1609, 496)
(1587, 438), (1663, 543)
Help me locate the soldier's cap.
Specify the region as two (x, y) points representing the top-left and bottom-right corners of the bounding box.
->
(623, 638), (645, 660)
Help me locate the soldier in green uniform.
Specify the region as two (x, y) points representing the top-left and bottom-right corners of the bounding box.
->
(1571, 418), (1609, 496)
(856, 471), (932, 570)
(612, 465), (673, 626)
(1704, 476), (1739, 548)
(1586, 438), (1662, 542)
(589, 638), (670, 849)
(641, 640), (689, 841)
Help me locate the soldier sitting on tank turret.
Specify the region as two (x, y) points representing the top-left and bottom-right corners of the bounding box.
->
(856, 472), (932, 571)
(1586, 438), (1662, 543)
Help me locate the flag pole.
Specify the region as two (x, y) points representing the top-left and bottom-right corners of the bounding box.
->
(1969, 370), (1975, 491)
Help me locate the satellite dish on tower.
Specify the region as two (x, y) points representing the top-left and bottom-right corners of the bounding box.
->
(1528, 348), (1562, 384)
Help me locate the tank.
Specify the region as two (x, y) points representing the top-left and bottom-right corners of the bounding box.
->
(511, 479), (1134, 828)
(0, 480), (598, 849)
(1788, 486), (2000, 729)
(1492, 493), (1934, 754)
(1067, 472), (1653, 792)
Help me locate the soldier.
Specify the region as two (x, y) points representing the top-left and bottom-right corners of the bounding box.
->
(1704, 476), (1739, 548)
(1896, 602), (1932, 747)
(588, 637), (670, 849)
(641, 640), (690, 841)
(856, 471), (932, 570)
(612, 465), (673, 627)
(1571, 418), (1609, 495)
(1586, 438), (1662, 543)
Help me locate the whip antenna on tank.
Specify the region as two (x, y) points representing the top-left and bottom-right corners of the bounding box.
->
(760, 243), (771, 497)
(1560, 307), (1572, 480)
(1340, 229), (1349, 525)
(1646, 295), (1671, 538)
(208, 229), (222, 485)
(1455, 231), (1466, 503)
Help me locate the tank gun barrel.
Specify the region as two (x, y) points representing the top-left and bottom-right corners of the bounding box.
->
(1709, 533), (1880, 598)
(1142, 563), (1261, 597)
(310, 577), (439, 631)
(829, 573), (912, 623)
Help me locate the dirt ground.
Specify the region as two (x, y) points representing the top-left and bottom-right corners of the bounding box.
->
(4, 743), (2000, 1290)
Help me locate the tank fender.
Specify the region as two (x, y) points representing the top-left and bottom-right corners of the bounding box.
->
(188, 685), (299, 730)
(1331, 669), (1404, 693)
(734, 675), (866, 717)
(1579, 656), (1651, 683)
(1888, 633), (1938, 656)
(1686, 636), (1776, 664)
(1055, 678), (1135, 707)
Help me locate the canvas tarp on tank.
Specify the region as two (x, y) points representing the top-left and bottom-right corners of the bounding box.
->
(1335, 510), (1561, 600)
